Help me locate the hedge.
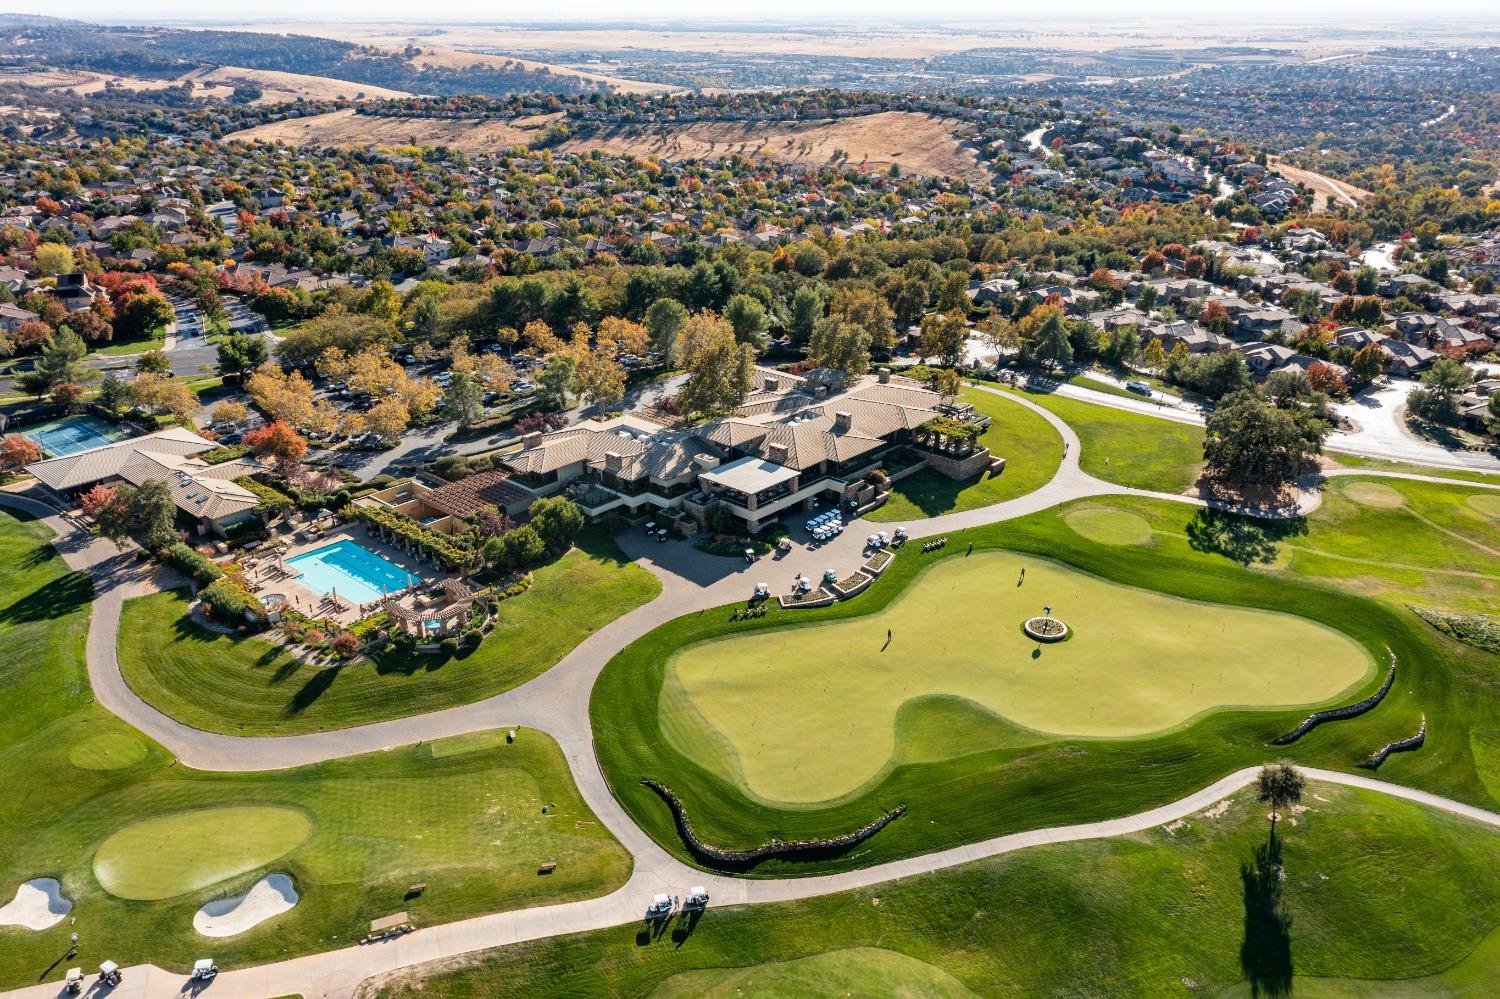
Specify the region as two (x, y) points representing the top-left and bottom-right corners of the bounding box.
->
(199, 577), (265, 625)
(234, 476), (294, 517)
(348, 504), (477, 570)
(199, 444), (251, 465)
(164, 542), (225, 583)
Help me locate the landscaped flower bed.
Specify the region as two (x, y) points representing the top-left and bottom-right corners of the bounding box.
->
(832, 573), (872, 598)
(863, 550), (893, 574)
(779, 587), (834, 609)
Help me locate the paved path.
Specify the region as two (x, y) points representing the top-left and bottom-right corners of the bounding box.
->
(3, 390), (1499, 999)
(8, 766), (1497, 999)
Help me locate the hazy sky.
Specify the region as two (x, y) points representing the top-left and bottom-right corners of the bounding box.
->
(5, 1), (1497, 22)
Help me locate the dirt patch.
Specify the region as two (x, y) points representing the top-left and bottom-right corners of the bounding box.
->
(1268, 157), (1373, 211)
(229, 110), (986, 181)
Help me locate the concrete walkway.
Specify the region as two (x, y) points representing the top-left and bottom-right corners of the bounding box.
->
(8, 766), (1497, 999)
(3, 390), (1499, 999)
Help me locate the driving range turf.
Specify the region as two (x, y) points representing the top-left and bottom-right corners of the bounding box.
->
(661, 550), (1370, 803)
(592, 484), (1500, 875)
(0, 509), (630, 989)
(369, 782), (1500, 999)
(864, 387), (1063, 522)
(115, 529), (659, 735)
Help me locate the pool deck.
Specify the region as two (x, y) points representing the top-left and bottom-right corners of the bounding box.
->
(243, 524), (441, 627)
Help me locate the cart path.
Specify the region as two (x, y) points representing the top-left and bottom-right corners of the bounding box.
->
(5, 766), (1497, 999)
(2, 388), (1499, 998)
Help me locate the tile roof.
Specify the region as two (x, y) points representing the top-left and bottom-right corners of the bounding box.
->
(423, 470), (533, 517)
(25, 427), (217, 492)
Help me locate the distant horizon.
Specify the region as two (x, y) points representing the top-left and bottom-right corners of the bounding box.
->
(4, 5), (1498, 27)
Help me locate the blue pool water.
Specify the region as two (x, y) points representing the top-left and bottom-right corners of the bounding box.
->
(285, 540), (426, 605)
(23, 415), (127, 457)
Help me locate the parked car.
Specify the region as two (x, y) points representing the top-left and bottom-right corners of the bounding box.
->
(1126, 380), (1153, 396)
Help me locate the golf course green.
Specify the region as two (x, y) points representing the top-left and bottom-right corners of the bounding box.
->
(662, 551), (1370, 802)
(93, 805), (313, 900)
(647, 947), (980, 998)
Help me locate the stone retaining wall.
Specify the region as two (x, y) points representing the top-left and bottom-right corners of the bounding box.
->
(920, 447), (995, 481)
(641, 779), (904, 868)
(1357, 715), (1427, 770)
(1270, 652), (1396, 745)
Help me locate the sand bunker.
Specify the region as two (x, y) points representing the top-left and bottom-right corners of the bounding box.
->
(193, 873), (298, 937)
(0, 878), (72, 930)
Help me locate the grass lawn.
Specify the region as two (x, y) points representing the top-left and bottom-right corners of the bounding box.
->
(591, 491), (1497, 875)
(118, 533), (660, 735)
(369, 783), (1500, 999)
(662, 551), (1369, 803)
(865, 388), (1063, 522)
(1005, 386), (1205, 493)
(90, 326), (167, 357)
(1328, 453), (1500, 486)
(0, 507), (630, 990)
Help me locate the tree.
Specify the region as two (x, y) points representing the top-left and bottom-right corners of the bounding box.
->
(135, 348), (171, 374)
(527, 496), (584, 552)
(1033, 310), (1074, 372)
(789, 285), (825, 344)
(114, 293), (173, 342)
(1203, 390), (1327, 488)
(677, 311), (754, 417)
(1407, 358), (1472, 425)
(486, 524), (546, 571)
(1349, 343), (1385, 387)
(1256, 764), (1305, 840)
(1305, 361), (1347, 398)
(275, 306), (397, 366)
(831, 286), (896, 354)
(723, 293), (770, 349)
(95, 480), (177, 551)
(244, 420), (308, 463)
(936, 270), (969, 312)
(806, 318), (871, 379)
(645, 298), (687, 356)
(1488, 392), (1500, 436)
(217, 332), (268, 383)
(932, 368), (962, 403)
(246, 363), (334, 432)
(34, 243), (74, 274)
(441, 370), (485, 429)
(1142, 337), (1169, 371)
(18, 326), (92, 398)
(976, 313), (1019, 364)
(0, 433), (41, 469)
(536, 354), (577, 410)
(919, 310), (967, 368)
(360, 279), (403, 324)
(571, 348), (626, 409)
(77, 483), (117, 517)
(97, 371), (127, 415)
(210, 400), (249, 426)
(364, 397), (411, 440)
(884, 275), (928, 328)
(127, 371), (197, 423)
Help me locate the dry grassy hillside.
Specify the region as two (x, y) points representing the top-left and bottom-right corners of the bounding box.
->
(228, 109), (986, 181)
(408, 47), (676, 96)
(178, 66), (411, 103)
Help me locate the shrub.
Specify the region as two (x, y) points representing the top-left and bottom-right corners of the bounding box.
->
(440, 636), (459, 654)
(331, 631), (360, 656)
(165, 541), (225, 582)
(303, 628), (327, 646)
(199, 577), (264, 625)
(199, 444), (252, 465)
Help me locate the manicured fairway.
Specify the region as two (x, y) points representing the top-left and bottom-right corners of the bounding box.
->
(648, 947), (979, 998)
(93, 806), (312, 900)
(371, 784), (1500, 999)
(117, 531), (660, 735)
(0, 509), (631, 990)
(662, 551), (1370, 802)
(865, 387), (1063, 521)
(1012, 387), (1205, 493)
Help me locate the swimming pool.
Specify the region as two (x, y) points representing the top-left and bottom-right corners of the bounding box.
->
(22, 415), (128, 457)
(285, 540), (427, 606)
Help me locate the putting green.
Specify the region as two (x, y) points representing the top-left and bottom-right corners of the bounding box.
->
(661, 552), (1371, 803)
(1064, 506), (1153, 546)
(93, 806), (312, 900)
(1468, 493), (1500, 520)
(1345, 481), (1407, 509)
(68, 732), (148, 771)
(648, 947), (980, 998)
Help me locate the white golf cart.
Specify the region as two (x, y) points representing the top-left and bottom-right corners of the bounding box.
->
(191, 958), (219, 981)
(645, 893), (674, 919)
(98, 960), (123, 987)
(684, 886), (710, 911)
(63, 968), (83, 994)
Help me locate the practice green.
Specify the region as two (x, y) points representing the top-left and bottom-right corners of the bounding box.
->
(68, 732), (148, 770)
(662, 552), (1370, 802)
(1064, 505), (1153, 545)
(93, 806), (312, 900)
(649, 947), (981, 998)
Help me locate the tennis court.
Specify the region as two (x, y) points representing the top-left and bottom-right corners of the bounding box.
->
(22, 415), (128, 457)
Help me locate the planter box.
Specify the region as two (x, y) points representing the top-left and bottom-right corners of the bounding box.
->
(830, 574), (872, 599)
(863, 551), (894, 576)
(779, 588), (835, 609)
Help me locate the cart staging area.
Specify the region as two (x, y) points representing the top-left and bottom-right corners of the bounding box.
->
(659, 551), (1371, 803)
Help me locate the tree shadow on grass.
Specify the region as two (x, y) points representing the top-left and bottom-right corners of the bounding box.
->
(284, 665), (339, 717)
(1240, 833), (1293, 998)
(0, 570), (92, 624)
(1186, 508), (1307, 567)
(885, 470), (980, 518)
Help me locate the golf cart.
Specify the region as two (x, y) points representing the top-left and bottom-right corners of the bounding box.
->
(98, 960), (123, 987)
(743, 547), (758, 563)
(893, 526), (908, 544)
(645, 893), (674, 919)
(655, 528), (669, 543)
(684, 886), (710, 911)
(64, 968), (83, 994)
(753, 582), (770, 600)
(191, 958), (219, 981)
(644, 520), (657, 534)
